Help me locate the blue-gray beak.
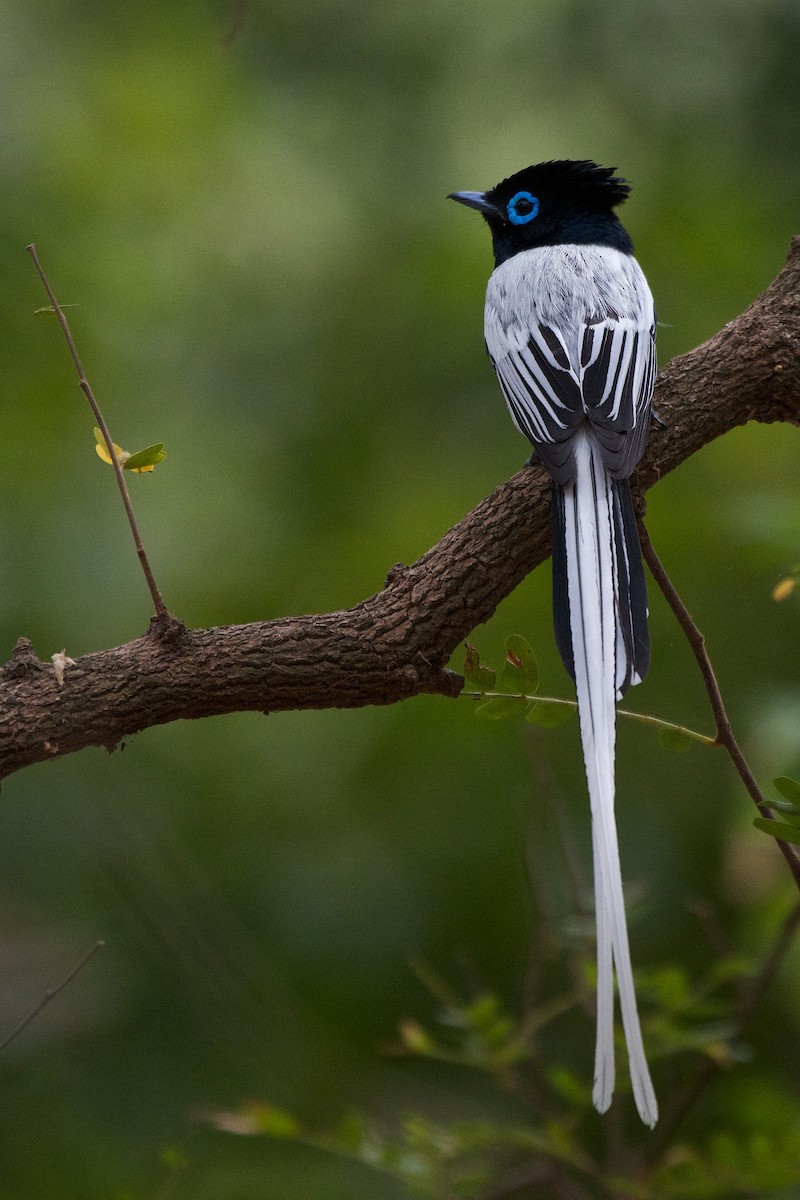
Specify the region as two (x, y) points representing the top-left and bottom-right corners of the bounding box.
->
(448, 190), (500, 217)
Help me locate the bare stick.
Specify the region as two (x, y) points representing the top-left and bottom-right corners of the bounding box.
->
(0, 939), (105, 1052)
(639, 523), (800, 893)
(26, 244), (174, 628)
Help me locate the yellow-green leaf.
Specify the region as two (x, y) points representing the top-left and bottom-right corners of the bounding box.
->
(124, 443), (166, 472)
(500, 634), (539, 695)
(525, 701), (574, 728)
(93, 427), (129, 466)
(249, 1104), (301, 1138)
(462, 642), (496, 693)
(93, 427), (165, 473)
(774, 776), (800, 807)
(753, 817), (800, 846)
(476, 696), (526, 720)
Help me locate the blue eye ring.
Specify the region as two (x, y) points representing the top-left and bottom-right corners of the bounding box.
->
(506, 191), (540, 225)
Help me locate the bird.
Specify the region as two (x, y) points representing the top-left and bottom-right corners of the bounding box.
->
(449, 160), (658, 1127)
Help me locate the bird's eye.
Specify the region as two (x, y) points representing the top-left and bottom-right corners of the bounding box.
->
(506, 191), (540, 225)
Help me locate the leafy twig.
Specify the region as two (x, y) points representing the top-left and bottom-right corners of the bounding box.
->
(462, 689), (716, 747)
(26, 244), (176, 629)
(642, 900), (800, 1168)
(0, 939), (105, 1052)
(639, 522), (800, 894)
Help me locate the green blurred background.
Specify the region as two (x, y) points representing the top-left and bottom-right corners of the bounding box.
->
(0, 1), (799, 1195)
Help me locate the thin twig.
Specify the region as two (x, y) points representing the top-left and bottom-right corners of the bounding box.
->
(639, 522), (800, 894)
(643, 900), (800, 1167)
(463, 690), (716, 746)
(26, 244), (174, 628)
(0, 939), (105, 1052)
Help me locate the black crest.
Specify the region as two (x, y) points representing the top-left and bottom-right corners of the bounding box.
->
(488, 160), (630, 213)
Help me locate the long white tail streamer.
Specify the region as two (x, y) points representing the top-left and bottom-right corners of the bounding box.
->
(562, 430), (658, 1128)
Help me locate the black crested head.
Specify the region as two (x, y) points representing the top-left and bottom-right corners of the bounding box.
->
(490, 159), (630, 216)
(449, 159), (634, 267)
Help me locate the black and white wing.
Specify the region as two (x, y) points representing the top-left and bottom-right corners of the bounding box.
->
(579, 313), (657, 478)
(484, 308), (656, 486)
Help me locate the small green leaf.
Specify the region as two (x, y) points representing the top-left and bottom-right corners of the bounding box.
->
(753, 817), (800, 846)
(465, 992), (500, 1030)
(767, 799), (800, 817)
(525, 701), (574, 728)
(774, 776), (800, 807)
(548, 1067), (591, 1107)
(647, 965), (692, 1011)
(499, 634), (539, 696)
(499, 660), (521, 694)
(252, 1105), (301, 1138)
(709, 1131), (740, 1172)
(124, 442), (166, 470)
(160, 1145), (188, 1170)
(659, 727), (694, 752)
(770, 807), (800, 828)
(476, 696), (526, 720)
(334, 1112), (367, 1153)
(462, 643), (495, 693)
(705, 954), (753, 987)
(462, 641), (480, 683)
(398, 1019), (435, 1054)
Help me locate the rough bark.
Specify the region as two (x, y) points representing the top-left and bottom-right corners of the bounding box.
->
(2, 240), (799, 781)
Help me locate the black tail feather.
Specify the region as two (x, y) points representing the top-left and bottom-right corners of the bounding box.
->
(551, 483), (573, 681)
(611, 478), (649, 692)
(551, 478), (649, 697)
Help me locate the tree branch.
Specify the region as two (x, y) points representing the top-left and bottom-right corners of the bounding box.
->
(640, 526), (800, 892)
(2, 239), (799, 781)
